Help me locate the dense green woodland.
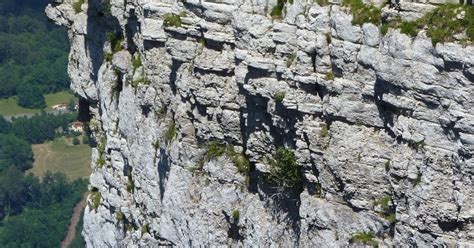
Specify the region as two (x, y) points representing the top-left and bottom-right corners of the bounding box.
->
(0, 0), (69, 108)
(0, 1), (87, 247)
(0, 113), (88, 247)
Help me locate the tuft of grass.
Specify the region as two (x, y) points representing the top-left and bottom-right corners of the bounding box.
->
(320, 125), (328, 138)
(266, 147), (302, 191)
(316, 0), (329, 6)
(116, 211), (125, 221)
(106, 32), (123, 54)
(286, 52), (296, 68)
(384, 160), (390, 172)
(141, 224), (149, 235)
(325, 32), (332, 44)
(132, 54), (142, 74)
(104, 52), (113, 62)
(96, 157), (106, 168)
(271, 0), (292, 19)
(380, 23), (389, 35)
(164, 121), (177, 144)
(384, 4), (474, 44)
(163, 13), (183, 28)
(275, 91), (285, 102)
(343, 0), (381, 26)
(232, 209), (240, 222)
(73, 0), (85, 14)
(349, 232), (378, 247)
(324, 71), (334, 81)
(196, 142), (250, 175)
(399, 21), (419, 37)
(90, 188), (101, 210)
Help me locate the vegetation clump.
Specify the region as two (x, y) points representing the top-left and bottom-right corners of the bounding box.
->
(342, 0), (381, 25)
(73, 0), (85, 14)
(275, 91), (285, 102)
(232, 209), (240, 222)
(163, 13), (184, 28)
(375, 195), (396, 223)
(266, 147), (302, 191)
(270, 0), (293, 19)
(106, 32), (123, 56)
(382, 4), (474, 44)
(197, 141), (250, 175)
(286, 52), (296, 68)
(132, 54), (142, 74)
(90, 188), (101, 210)
(349, 231), (378, 247)
(325, 71), (335, 81)
(316, 0), (329, 7)
(164, 121), (177, 144)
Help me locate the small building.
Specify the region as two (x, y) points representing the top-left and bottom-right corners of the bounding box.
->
(52, 103), (68, 111)
(70, 121), (84, 133)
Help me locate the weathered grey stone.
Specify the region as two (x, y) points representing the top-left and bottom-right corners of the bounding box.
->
(47, 0), (473, 246)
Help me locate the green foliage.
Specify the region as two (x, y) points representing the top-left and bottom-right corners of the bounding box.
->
(17, 85), (47, 109)
(349, 231), (378, 247)
(116, 211), (125, 221)
(8, 112), (77, 144)
(270, 0), (289, 19)
(320, 125), (328, 138)
(422, 4), (473, 44)
(343, 0), (381, 25)
(0, 134), (33, 172)
(414, 172), (422, 186)
(266, 147), (302, 190)
(90, 189), (101, 210)
(0, 2), (69, 100)
(106, 32), (123, 54)
(375, 195), (396, 223)
(316, 0), (329, 6)
(152, 140), (160, 150)
(232, 209), (240, 222)
(325, 71), (334, 81)
(104, 52), (113, 62)
(286, 52), (296, 68)
(399, 21), (419, 37)
(163, 13), (183, 28)
(325, 32), (332, 44)
(384, 4), (474, 44)
(384, 160), (391, 172)
(275, 91), (285, 102)
(73, 0), (85, 14)
(164, 121), (177, 144)
(72, 137), (80, 145)
(141, 224), (149, 235)
(132, 54), (142, 74)
(380, 23), (389, 35)
(0, 170), (87, 247)
(197, 141), (250, 175)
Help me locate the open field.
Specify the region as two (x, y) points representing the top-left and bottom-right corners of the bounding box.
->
(0, 91), (76, 117)
(29, 137), (92, 181)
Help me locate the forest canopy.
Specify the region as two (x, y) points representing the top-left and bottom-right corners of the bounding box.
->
(0, 0), (69, 108)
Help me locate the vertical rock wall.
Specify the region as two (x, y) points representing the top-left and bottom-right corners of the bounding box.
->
(47, 0), (473, 246)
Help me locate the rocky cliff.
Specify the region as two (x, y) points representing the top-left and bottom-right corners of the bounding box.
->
(46, 0), (473, 246)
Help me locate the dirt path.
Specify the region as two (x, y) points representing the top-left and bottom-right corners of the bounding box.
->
(61, 196), (87, 248)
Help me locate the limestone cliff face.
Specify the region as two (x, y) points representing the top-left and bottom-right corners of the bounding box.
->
(47, 0), (473, 246)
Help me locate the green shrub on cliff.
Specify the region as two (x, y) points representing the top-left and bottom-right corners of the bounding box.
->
(163, 13), (183, 28)
(266, 147), (302, 191)
(73, 0), (85, 14)
(349, 232), (378, 247)
(343, 0), (381, 25)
